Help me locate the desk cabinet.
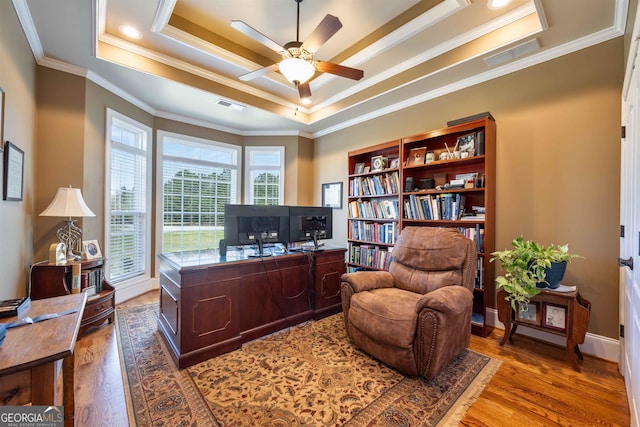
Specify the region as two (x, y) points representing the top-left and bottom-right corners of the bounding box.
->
(30, 258), (115, 338)
(158, 248), (346, 368)
(497, 288), (591, 371)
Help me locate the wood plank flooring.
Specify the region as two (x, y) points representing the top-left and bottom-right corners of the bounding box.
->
(74, 290), (630, 426)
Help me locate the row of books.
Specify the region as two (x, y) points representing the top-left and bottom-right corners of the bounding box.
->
(348, 244), (393, 270)
(475, 258), (485, 290)
(404, 193), (469, 221)
(67, 268), (105, 294)
(348, 199), (400, 219)
(349, 220), (397, 244)
(458, 224), (485, 253)
(349, 171), (400, 197)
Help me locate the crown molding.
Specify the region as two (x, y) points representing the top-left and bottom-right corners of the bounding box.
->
(12, 0), (43, 61)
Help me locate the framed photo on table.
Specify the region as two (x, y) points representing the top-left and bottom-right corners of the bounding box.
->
(322, 182), (343, 209)
(82, 240), (102, 260)
(543, 303), (567, 331)
(516, 302), (540, 326)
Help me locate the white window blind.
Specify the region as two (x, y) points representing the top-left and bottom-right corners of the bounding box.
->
(245, 146), (284, 205)
(160, 132), (240, 253)
(106, 110), (151, 283)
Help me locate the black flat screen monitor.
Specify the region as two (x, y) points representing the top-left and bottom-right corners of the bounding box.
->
(289, 206), (333, 251)
(223, 204), (289, 257)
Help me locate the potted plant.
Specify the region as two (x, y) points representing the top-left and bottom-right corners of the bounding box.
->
(490, 236), (580, 310)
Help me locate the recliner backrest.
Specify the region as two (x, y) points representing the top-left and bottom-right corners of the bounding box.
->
(389, 227), (475, 294)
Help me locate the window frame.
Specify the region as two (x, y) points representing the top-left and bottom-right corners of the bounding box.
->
(156, 130), (242, 259)
(244, 146), (285, 205)
(104, 108), (152, 287)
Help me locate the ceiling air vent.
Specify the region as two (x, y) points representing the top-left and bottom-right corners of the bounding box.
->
(216, 99), (246, 112)
(484, 38), (540, 67)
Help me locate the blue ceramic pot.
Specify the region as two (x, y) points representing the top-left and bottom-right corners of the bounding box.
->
(536, 261), (567, 289)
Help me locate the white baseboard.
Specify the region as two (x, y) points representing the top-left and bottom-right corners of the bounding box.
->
(114, 276), (160, 304)
(486, 307), (619, 363)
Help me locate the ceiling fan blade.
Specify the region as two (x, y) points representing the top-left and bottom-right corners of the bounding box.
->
(315, 61), (364, 80)
(302, 14), (342, 53)
(298, 82), (311, 98)
(239, 63), (279, 81)
(231, 20), (284, 54)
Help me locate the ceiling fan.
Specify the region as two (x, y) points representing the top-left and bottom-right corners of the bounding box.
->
(231, 0), (364, 99)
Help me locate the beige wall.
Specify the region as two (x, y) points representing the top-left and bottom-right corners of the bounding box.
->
(315, 39), (623, 339)
(0, 2), (36, 299)
(0, 1), (624, 340)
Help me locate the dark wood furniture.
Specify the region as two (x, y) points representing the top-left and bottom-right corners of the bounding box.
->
(346, 139), (400, 272)
(158, 247), (347, 368)
(30, 258), (115, 337)
(497, 288), (592, 371)
(346, 117), (496, 337)
(0, 293), (87, 427)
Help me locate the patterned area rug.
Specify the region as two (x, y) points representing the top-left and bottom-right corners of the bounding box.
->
(116, 303), (501, 426)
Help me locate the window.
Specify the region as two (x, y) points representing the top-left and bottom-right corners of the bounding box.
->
(105, 109), (151, 283)
(244, 146), (284, 205)
(159, 131), (240, 253)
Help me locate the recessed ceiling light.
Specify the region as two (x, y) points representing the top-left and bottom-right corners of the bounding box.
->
(119, 24), (142, 40)
(487, 0), (514, 10)
(300, 98), (312, 105)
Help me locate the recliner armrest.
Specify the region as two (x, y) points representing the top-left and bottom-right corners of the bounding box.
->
(340, 271), (394, 293)
(415, 286), (473, 315)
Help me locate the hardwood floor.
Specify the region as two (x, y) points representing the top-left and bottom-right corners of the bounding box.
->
(74, 290), (630, 426)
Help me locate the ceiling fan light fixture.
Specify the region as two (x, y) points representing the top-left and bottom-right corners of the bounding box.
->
(487, 0), (513, 10)
(279, 57), (315, 84)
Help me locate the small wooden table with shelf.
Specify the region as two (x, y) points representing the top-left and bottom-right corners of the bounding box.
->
(497, 288), (591, 372)
(30, 258), (115, 337)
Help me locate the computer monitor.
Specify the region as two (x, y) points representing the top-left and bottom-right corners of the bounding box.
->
(223, 204), (289, 257)
(288, 206), (333, 251)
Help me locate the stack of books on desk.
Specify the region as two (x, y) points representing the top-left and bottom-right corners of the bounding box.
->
(0, 297), (30, 318)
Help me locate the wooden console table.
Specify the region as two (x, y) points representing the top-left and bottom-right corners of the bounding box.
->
(158, 246), (346, 368)
(497, 288), (591, 372)
(0, 293), (87, 426)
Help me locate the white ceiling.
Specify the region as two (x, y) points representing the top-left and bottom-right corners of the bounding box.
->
(14, 0), (627, 137)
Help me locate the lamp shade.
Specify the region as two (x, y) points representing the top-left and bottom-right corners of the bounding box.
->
(279, 58), (315, 84)
(40, 187), (96, 218)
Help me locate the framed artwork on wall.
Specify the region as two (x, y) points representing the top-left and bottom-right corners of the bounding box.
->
(3, 141), (24, 201)
(0, 87), (5, 151)
(322, 182), (343, 209)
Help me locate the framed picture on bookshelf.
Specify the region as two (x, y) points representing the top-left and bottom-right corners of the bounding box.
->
(82, 240), (102, 260)
(406, 147), (426, 167)
(543, 303), (567, 331)
(389, 158), (400, 169)
(353, 162), (365, 174)
(322, 182), (343, 209)
(516, 302), (540, 326)
(457, 133), (475, 155)
(371, 155), (387, 171)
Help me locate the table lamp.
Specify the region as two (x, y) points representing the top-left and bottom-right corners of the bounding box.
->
(40, 186), (95, 261)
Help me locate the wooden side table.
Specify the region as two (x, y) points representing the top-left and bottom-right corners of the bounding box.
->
(497, 288), (591, 372)
(0, 293), (87, 426)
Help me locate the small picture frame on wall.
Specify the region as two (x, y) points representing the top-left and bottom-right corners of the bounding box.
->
(3, 141), (24, 201)
(543, 303), (567, 331)
(0, 87), (5, 151)
(82, 240), (103, 260)
(516, 302), (540, 326)
(322, 182), (343, 209)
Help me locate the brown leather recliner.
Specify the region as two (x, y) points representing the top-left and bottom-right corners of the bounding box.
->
(340, 226), (477, 379)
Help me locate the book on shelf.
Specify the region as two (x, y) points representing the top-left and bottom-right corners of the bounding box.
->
(0, 297), (30, 318)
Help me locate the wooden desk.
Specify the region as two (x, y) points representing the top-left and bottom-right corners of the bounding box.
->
(497, 288), (591, 371)
(158, 247), (346, 368)
(0, 293), (87, 426)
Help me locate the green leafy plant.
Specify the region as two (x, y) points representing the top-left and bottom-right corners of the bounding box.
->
(490, 236), (580, 310)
